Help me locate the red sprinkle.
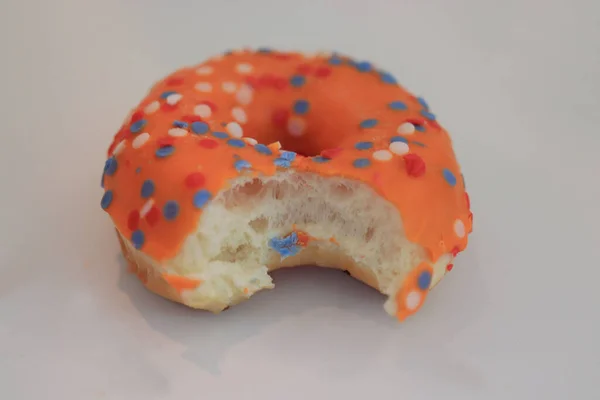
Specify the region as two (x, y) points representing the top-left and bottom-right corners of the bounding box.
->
(145, 206), (160, 227)
(127, 210), (140, 231)
(259, 73), (275, 87)
(199, 138), (218, 149)
(131, 111), (144, 123)
(321, 147), (344, 159)
(451, 246), (460, 257)
(314, 66), (332, 78)
(465, 192), (471, 209)
(157, 137), (177, 147)
(185, 172), (206, 189)
(406, 118), (427, 127)
(166, 77), (184, 86)
(446, 264), (454, 272)
(273, 77), (287, 90)
(181, 114), (203, 123)
(160, 103), (178, 112)
(403, 154), (426, 177)
(271, 109), (290, 127)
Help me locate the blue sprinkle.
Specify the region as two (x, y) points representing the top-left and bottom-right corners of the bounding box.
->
(421, 110), (436, 120)
(234, 159), (252, 171)
(274, 158), (291, 168)
(173, 120), (188, 129)
(191, 121), (209, 135)
(312, 156), (331, 163)
(104, 157), (118, 176)
(141, 180), (155, 198)
(131, 230), (145, 250)
(280, 151), (297, 161)
(417, 97), (430, 110)
(412, 141), (427, 147)
(290, 75), (306, 87)
(379, 71), (397, 84)
(254, 144), (273, 155)
(268, 232), (300, 259)
(328, 56), (343, 65)
(227, 139), (246, 148)
(130, 119), (147, 134)
(355, 141), (373, 150)
(390, 136), (408, 144)
(417, 270), (432, 290)
(193, 189), (212, 209)
(353, 158), (371, 168)
(160, 91), (177, 99)
(359, 119), (378, 129)
(212, 131), (229, 139)
(389, 101), (407, 110)
(135, 167), (141, 174)
(155, 145), (175, 158)
(415, 124), (426, 132)
(442, 168), (457, 187)
(163, 200), (180, 220)
(293, 99), (310, 115)
(355, 61), (373, 72)
(100, 190), (113, 210)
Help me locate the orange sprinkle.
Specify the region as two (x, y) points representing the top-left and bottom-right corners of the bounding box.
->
(162, 274), (202, 292)
(329, 237), (339, 245)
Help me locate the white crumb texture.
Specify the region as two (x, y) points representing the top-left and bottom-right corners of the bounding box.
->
(120, 171), (453, 316)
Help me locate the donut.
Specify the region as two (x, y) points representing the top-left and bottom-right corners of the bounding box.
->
(100, 48), (473, 321)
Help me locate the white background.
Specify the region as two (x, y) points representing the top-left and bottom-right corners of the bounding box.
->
(1, 0), (599, 399)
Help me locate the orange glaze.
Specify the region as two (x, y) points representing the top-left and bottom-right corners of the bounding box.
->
(101, 48), (473, 265)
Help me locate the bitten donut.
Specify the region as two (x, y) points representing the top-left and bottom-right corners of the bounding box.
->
(100, 48), (473, 321)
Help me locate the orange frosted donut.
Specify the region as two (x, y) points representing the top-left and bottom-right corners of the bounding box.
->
(101, 48), (473, 321)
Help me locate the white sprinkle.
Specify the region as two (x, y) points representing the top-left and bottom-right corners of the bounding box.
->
(196, 65), (214, 75)
(144, 101), (160, 114)
(372, 149), (392, 161)
(195, 82), (213, 92)
(227, 122), (243, 138)
(132, 132), (150, 149)
(231, 107), (248, 124)
(244, 137), (258, 146)
(235, 63), (253, 74)
(287, 117), (306, 137)
(389, 141), (410, 155)
(112, 140), (126, 156)
(235, 84), (253, 105)
(454, 219), (466, 238)
(166, 93), (182, 106)
(405, 291), (422, 311)
(168, 128), (188, 137)
(139, 199), (154, 218)
(194, 104), (212, 118)
(397, 122), (416, 135)
(222, 81), (237, 93)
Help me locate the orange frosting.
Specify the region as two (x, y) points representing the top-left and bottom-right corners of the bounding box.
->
(101, 48), (473, 264)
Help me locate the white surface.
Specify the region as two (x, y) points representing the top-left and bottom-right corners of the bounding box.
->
(1, 1), (599, 399)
